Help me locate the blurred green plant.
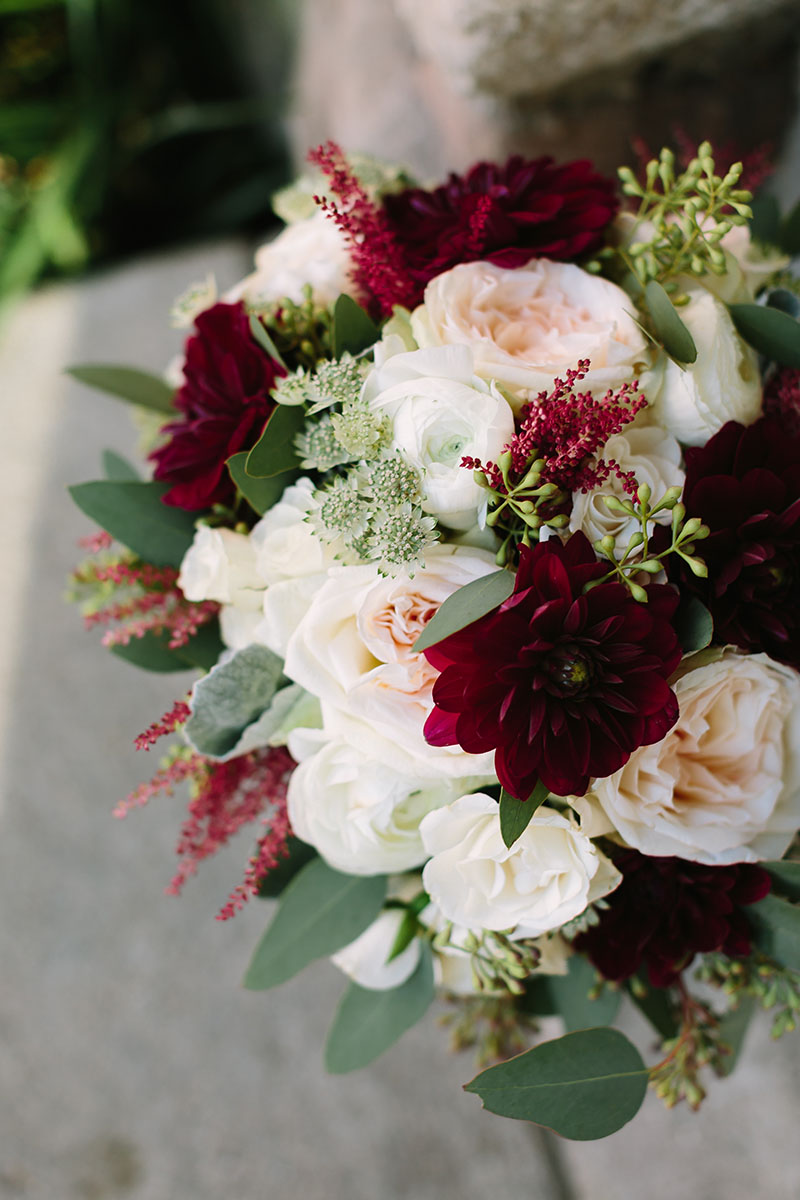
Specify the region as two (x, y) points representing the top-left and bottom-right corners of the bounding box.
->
(0, 0), (293, 312)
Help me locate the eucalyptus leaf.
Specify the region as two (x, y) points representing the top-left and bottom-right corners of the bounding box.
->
(386, 908), (420, 963)
(624, 975), (680, 1041)
(258, 836), (317, 899)
(102, 450), (141, 482)
(325, 946), (435, 1074)
(499, 781), (549, 846)
(244, 859), (387, 990)
(781, 198), (800, 256)
(766, 289), (800, 319)
(68, 480), (197, 567)
(184, 644), (284, 759)
(249, 313), (287, 369)
(729, 303), (800, 368)
(245, 404), (305, 479)
(749, 194), (781, 249)
(110, 622), (223, 674)
(66, 364), (175, 414)
(544, 955), (621, 1032)
(464, 1027), (649, 1140)
(227, 451), (297, 515)
(331, 293), (381, 358)
(673, 594), (713, 654)
(414, 569), (515, 653)
(748, 893), (800, 970)
(716, 994), (757, 1078)
(764, 860), (800, 903)
(644, 280), (698, 365)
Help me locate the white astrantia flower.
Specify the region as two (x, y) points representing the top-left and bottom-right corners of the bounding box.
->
(331, 909), (421, 991)
(411, 260), (653, 413)
(282, 544), (498, 779)
(420, 793), (621, 936)
(567, 425), (684, 555)
(650, 285), (762, 446)
(287, 736), (459, 875)
(226, 211), (352, 308)
(362, 343), (515, 530)
(581, 650), (800, 865)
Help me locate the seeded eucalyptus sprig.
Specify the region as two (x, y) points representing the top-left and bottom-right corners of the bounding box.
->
(477, 449), (569, 566)
(247, 284), (334, 370)
(430, 922), (542, 996)
(697, 953), (800, 1039)
(614, 143), (753, 301)
(587, 483), (709, 602)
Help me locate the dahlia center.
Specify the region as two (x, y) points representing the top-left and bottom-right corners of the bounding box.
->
(543, 643), (596, 697)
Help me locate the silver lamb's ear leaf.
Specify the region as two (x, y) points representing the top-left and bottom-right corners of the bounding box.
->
(184, 644), (284, 759)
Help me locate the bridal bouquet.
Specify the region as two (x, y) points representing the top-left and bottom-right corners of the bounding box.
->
(68, 140), (800, 1140)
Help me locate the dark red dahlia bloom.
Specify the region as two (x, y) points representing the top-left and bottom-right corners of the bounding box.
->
(382, 155), (618, 303)
(151, 302), (284, 511)
(674, 416), (800, 668)
(423, 533), (681, 800)
(573, 849), (772, 986)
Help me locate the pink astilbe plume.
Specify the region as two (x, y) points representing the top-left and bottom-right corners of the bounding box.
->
(308, 141), (417, 316)
(135, 698), (192, 751)
(464, 361), (647, 499)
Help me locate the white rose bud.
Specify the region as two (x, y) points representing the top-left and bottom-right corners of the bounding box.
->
(331, 909), (421, 990)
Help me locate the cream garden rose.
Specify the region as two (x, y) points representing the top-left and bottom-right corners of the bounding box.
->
(363, 343), (515, 530)
(650, 285), (762, 446)
(588, 651), (800, 865)
(420, 793), (621, 935)
(410, 259), (652, 411)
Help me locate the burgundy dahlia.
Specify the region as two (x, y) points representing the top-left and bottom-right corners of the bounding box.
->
(675, 416), (800, 668)
(151, 302), (284, 511)
(423, 533), (681, 800)
(574, 849), (772, 986)
(382, 155), (618, 303)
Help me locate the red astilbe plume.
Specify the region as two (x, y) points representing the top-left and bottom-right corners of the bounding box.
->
(308, 141), (417, 317)
(135, 698), (192, 751)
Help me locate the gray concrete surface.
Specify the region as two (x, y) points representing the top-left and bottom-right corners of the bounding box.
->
(1, 242), (799, 1200)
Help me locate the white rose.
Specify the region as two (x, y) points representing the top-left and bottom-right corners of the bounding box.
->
(588, 650), (800, 865)
(650, 286), (762, 446)
(420, 794), (621, 935)
(283, 544), (498, 779)
(363, 344), (515, 530)
(226, 212), (352, 308)
(411, 260), (652, 412)
(568, 426), (684, 555)
(287, 737), (458, 875)
(178, 525), (263, 610)
(331, 909), (421, 990)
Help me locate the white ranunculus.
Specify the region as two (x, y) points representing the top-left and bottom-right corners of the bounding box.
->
(420, 794), (621, 935)
(363, 344), (515, 530)
(568, 426), (684, 555)
(287, 737), (458, 874)
(178, 525), (263, 610)
(587, 650), (800, 865)
(411, 260), (652, 412)
(226, 212), (352, 308)
(650, 286), (762, 446)
(331, 909), (421, 990)
(282, 544), (498, 778)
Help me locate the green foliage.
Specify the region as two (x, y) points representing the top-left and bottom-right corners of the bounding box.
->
(673, 594), (714, 653)
(102, 449), (140, 481)
(749, 194), (781, 248)
(68, 479), (196, 567)
(430, 925), (544, 996)
(331, 293), (380, 358)
(111, 622), (222, 673)
(781, 198), (800, 256)
(697, 952), (800, 1040)
(244, 404), (305, 479)
(745, 893), (800, 971)
(257, 836), (317, 899)
(183, 643), (284, 759)
(728, 302), (800, 368)
(464, 1027), (649, 1140)
(243, 859), (386, 990)
(226, 451), (296, 517)
(625, 974), (680, 1040)
(66, 364), (174, 413)
(644, 280), (697, 364)
(499, 781), (549, 846)
(543, 955), (621, 1032)
(764, 860), (800, 902)
(324, 946), (435, 1073)
(413, 569), (515, 652)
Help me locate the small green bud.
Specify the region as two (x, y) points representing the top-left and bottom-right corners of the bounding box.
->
(683, 554), (708, 578)
(637, 559), (662, 574)
(629, 582), (649, 603)
(637, 482), (652, 507)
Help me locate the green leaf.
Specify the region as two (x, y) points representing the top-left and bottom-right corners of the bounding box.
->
(244, 859), (387, 990)
(386, 908), (420, 963)
(227, 451), (297, 516)
(258, 837), (318, 899)
(716, 994), (757, 1078)
(750, 194), (781, 249)
(764, 860), (800, 902)
(624, 975), (680, 1041)
(325, 946), (435, 1073)
(781, 198), (800, 256)
(102, 450), (141, 482)
(465, 1027), (649, 1140)
(110, 622), (224, 674)
(244, 404), (306, 479)
(68, 480), (197, 568)
(518, 978), (559, 1018)
(544, 955), (621, 1032)
(729, 302), (800, 368)
(66, 364), (175, 414)
(249, 313), (287, 369)
(331, 293), (380, 358)
(749, 893), (800, 970)
(645, 280), (698, 365)
(413, 569), (515, 653)
(184, 644), (284, 759)
(499, 781), (549, 846)
(673, 594), (713, 653)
